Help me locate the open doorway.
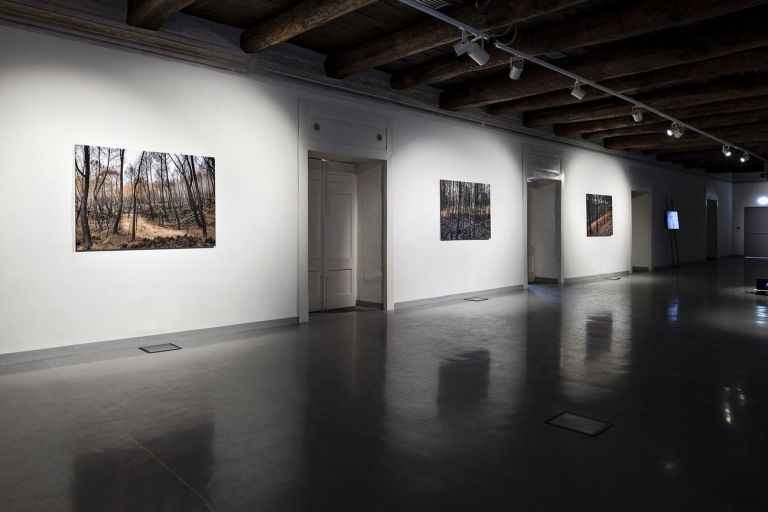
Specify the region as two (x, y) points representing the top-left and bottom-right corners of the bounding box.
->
(308, 153), (385, 313)
(526, 178), (561, 284)
(631, 191), (652, 272)
(706, 199), (718, 260)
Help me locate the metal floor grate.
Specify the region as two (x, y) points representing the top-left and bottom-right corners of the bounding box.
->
(546, 411), (612, 437)
(464, 297), (488, 302)
(139, 343), (181, 354)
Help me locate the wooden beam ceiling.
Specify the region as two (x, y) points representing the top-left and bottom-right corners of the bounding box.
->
(390, 0), (766, 90)
(323, 0), (587, 79)
(583, 108), (768, 142)
(603, 121), (768, 150)
(487, 47), (768, 116)
(524, 76), (768, 128)
(553, 95), (768, 137)
(126, 0), (197, 30)
(440, 11), (768, 110)
(241, 0), (378, 54)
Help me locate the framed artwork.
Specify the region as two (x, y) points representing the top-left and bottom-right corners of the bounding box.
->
(586, 193), (612, 237)
(440, 179), (491, 240)
(75, 144), (215, 251)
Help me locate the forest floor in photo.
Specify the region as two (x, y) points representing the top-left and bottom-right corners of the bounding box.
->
(588, 211), (613, 237)
(76, 214), (216, 251)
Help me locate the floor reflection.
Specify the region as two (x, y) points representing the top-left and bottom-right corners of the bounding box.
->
(72, 421), (214, 512)
(437, 349), (490, 417)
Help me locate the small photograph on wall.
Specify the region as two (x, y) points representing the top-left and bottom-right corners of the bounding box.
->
(586, 193), (613, 237)
(440, 179), (491, 240)
(75, 145), (215, 251)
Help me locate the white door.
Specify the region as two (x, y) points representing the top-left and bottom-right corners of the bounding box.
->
(308, 159), (324, 312)
(324, 162), (357, 309)
(307, 159), (357, 311)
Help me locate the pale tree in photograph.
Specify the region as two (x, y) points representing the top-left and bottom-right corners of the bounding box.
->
(586, 193), (613, 237)
(74, 145), (216, 251)
(440, 179), (491, 240)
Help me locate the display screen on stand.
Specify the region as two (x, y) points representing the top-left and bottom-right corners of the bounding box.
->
(666, 211), (680, 230)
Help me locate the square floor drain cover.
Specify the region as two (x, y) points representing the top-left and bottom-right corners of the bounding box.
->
(546, 411), (612, 437)
(464, 297), (488, 302)
(139, 343), (181, 354)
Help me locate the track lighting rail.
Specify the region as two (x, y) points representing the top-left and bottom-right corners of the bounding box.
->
(399, 0), (766, 165)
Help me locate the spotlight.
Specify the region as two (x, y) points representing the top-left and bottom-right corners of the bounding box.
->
(740, 152), (750, 163)
(509, 58), (524, 80)
(667, 121), (684, 139)
(631, 106), (643, 123)
(571, 80), (586, 100)
(722, 145), (733, 157)
(453, 29), (471, 56)
(467, 39), (489, 66)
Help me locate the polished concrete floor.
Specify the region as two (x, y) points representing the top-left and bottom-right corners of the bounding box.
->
(3, 258), (768, 511)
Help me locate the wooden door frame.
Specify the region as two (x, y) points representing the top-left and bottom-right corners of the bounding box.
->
(299, 149), (391, 322)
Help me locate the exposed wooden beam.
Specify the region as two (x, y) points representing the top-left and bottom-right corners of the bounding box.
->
(390, 0), (767, 90)
(704, 163), (765, 173)
(441, 12), (768, 110)
(553, 95), (768, 137)
(487, 47), (768, 116)
(241, 0), (377, 54)
(524, 77), (768, 128)
(604, 121), (768, 150)
(324, 0), (585, 79)
(656, 148), (768, 162)
(584, 108), (768, 141)
(126, 0), (196, 30)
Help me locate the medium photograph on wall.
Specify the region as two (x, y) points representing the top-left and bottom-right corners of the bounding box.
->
(440, 179), (491, 240)
(75, 144), (215, 251)
(586, 193), (613, 237)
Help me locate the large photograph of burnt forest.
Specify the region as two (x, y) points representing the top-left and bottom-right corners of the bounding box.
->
(75, 145), (215, 251)
(440, 179), (491, 240)
(586, 193), (613, 237)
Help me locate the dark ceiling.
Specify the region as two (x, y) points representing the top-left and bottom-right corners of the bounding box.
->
(16, 0), (768, 174)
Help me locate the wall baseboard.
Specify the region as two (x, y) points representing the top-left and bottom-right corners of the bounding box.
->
(0, 317), (298, 366)
(632, 266), (650, 272)
(564, 270), (630, 284)
(394, 285), (523, 309)
(356, 300), (384, 309)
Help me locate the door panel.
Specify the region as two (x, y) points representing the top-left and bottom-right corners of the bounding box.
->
(308, 161), (323, 312)
(324, 167), (356, 309)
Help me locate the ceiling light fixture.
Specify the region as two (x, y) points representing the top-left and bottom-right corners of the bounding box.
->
(741, 152), (750, 163)
(571, 80), (586, 100)
(398, 0), (766, 169)
(667, 121), (684, 139)
(509, 58), (524, 80)
(453, 29), (471, 56)
(722, 145), (733, 157)
(467, 38), (489, 66)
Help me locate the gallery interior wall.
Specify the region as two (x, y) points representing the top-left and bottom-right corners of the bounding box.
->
(0, 23), (744, 356)
(732, 181), (768, 255)
(0, 25), (300, 355)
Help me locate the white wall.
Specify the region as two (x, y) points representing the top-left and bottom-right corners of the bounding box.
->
(0, 26), (299, 354)
(561, 148), (632, 279)
(356, 162), (382, 304)
(0, 23), (739, 356)
(392, 117), (523, 302)
(732, 181), (768, 255)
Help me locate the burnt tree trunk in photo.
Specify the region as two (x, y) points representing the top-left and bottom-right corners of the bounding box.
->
(78, 145), (92, 250)
(112, 149), (125, 235)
